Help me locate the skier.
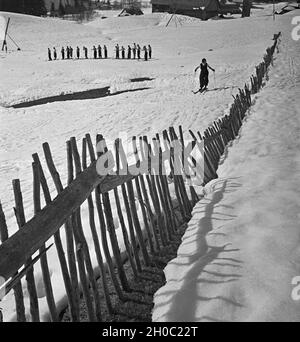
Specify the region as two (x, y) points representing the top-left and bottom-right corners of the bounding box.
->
(194, 58), (215, 92)
(148, 44), (152, 59)
(69, 46), (73, 59)
(53, 47), (57, 60)
(93, 46), (97, 59)
(98, 45), (102, 59)
(61, 47), (65, 60)
(143, 46), (148, 61)
(66, 46), (69, 59)
(137, 44), (141, 60)
(3, 40), (7, 53)
(76, 46), (80, 59)
(121, 46), (125, 59)
(115, 44), (120, 59)
(127, 45), (131, 59)
(84, 46), (88, 59)
(132, 43), (137, 59)
(103, 45), (108, 59)
(48, 48), (52, 61)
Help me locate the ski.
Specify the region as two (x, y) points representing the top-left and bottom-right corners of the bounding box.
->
(192, 88), (208, 94)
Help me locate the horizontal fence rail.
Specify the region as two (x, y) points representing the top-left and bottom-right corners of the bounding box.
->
(0, 32), (281, 322)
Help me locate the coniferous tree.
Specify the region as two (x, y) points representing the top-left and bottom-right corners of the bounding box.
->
(242, 0), (252, 17)
(58, 0), (66, 16)
(50, 1), (55, 14)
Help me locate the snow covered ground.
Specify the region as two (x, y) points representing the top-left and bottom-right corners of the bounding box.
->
(152, 10), (300, 322)
(0, 3), (299, 321)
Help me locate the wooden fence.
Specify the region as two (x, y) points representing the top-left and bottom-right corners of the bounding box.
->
(0, 32), (281, 322)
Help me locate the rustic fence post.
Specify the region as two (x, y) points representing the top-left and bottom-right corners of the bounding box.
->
(143, 135), (169, 245)
(113, 139), (139, 279)
(96, 135), (131, 292)
(0, 202), (26, 322)
(13, 179), (40, 322)
(132, 136), (156, 254)
(70, 137), (102, 321)
(32, 162), (58, 322)
(92, 136), (126, 302)
(82, 137), (113, 314)
(33, 151), (80, 322)
(137, 137), (161, 250)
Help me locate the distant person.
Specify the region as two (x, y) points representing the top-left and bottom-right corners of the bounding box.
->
(127, 45), (131, 59)
(61, 47), (65, 60)
(132, 43), (137, 59)
(103, 45), (108, 59)
(66, 46), (69, 59)
(148, 44), (152, 59)
(115, 44), (120, 59)
(48, 48), (52, 61)
(194, 58), (215, 92)
(143, 46), (148, 61)
(76, 46), (80, 59)
(98, 45), (102, 59)
(84, 46), (88, 59)
(137, 44), (141, 60)
(69, 46), (73, 59)
(53, 47), (57, 60)
(121, 46), (125, 59)
(3, 40), (7, 53)
(93, 46), (97, 59)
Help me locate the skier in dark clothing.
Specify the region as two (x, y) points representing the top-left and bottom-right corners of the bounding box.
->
(53, 47), (57, 60)
(103, 45), (108, 59)
(115, 44), (120, 59)
(69, 46), (73, 59)
(194, 58), (215, 92)
(137, 44), (141, 60)
(66, 46), (69, 59)
(143, 46), (148, 61)
(132, 43), (136, 59)
(48, 48), (52, 61)
(76, 46), (80, 59)
(98, 45), (102, 59)
(93, 46), (97, 59)
(121, 46), (125, 59)
(127, 45), (131, 59)
(61, 47), (65, 60)
(148, 44), (152, 59)
(3, 40), (7, 53)
(83, 46), (88, 59)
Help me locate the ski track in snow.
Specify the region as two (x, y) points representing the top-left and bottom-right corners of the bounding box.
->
(0, 4), (299, 321)
(152, 17), (300, 322)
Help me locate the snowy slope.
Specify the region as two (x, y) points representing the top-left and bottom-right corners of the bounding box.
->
(152, 12), (300, 322)
(0, 5), (298, 321)
(0, 7), (290, 228)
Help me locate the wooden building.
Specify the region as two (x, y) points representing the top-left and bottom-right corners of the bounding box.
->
(151, 0), (221, 20)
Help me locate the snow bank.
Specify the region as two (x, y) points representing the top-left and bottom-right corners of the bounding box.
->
(152, 12), (300, 322)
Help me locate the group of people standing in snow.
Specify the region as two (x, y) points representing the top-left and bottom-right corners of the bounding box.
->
(47, 45), (108, 61)
(115, 43), (152, 61)
(47, 43), (152, 62)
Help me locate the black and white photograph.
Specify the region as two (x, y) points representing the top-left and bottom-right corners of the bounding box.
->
(0, 0), (300, 327)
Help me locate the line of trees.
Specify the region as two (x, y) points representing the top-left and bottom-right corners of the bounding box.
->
(0, 0), (47, 16)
